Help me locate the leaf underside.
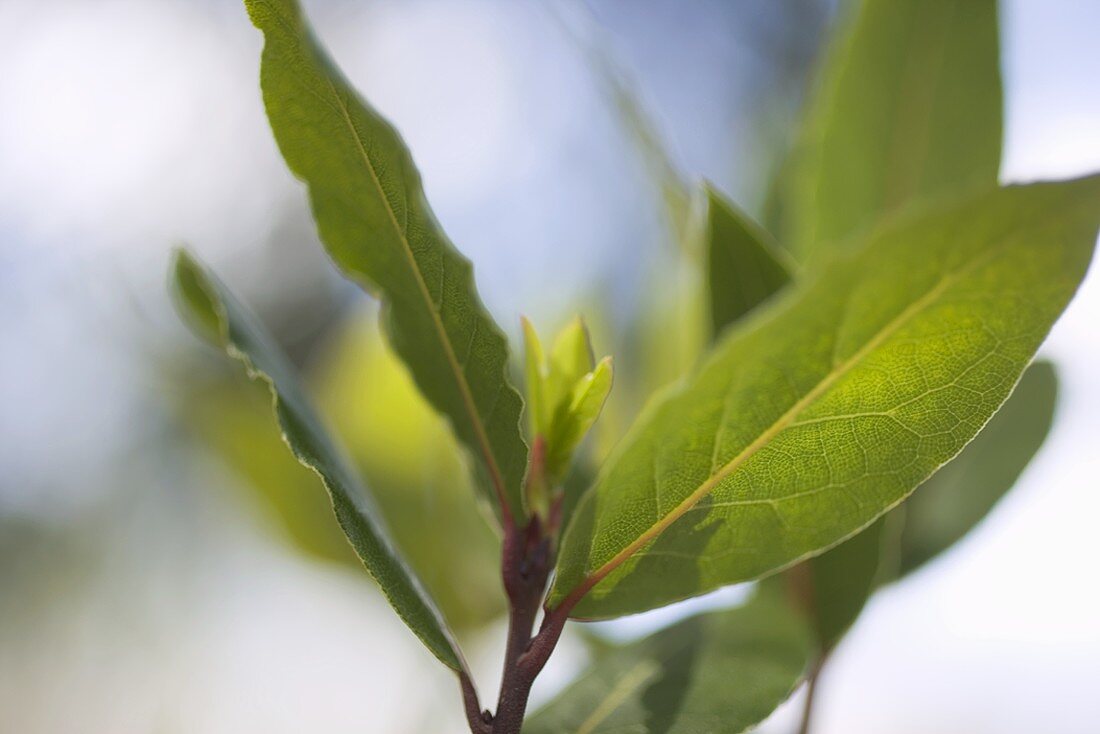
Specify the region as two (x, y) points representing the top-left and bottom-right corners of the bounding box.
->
(552, 177), (1099, 619)
(767, 0), (1007, 645)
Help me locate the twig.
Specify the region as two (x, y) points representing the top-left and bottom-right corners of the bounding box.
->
(797, 657), (826, 734)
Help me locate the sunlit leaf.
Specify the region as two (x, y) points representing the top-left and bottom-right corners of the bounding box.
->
(703, 181), (882, 652)
(551, 177), (1100, 619)
(703, 181), (882, 653)
(781, 0), (1002, 255)
(784, 360), (1059, 649)
(171, 249), (467, 672)
(526, 590), (812, 734)
(244, 0), (528, 523)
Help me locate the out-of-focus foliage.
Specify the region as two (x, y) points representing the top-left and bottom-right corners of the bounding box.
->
(527, 589), (812, 734)
(776, 0), (1003, 257)
(786, 517), (892, 652)
(703, 185), (794, 338)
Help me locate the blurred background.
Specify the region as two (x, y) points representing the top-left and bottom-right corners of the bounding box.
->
(1, 0), (1099, 732)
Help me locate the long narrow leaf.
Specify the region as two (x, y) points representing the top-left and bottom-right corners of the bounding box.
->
(244, 0), (528, 522)
(172, 249), (467, 673)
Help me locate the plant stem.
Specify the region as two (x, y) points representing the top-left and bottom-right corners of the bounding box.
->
(460, 672), (492, 734)
(492, 585), (542, 731)
(797, 657), (826, 734)
(459, 489), (579, 734)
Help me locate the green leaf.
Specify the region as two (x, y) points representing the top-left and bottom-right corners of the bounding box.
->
(551, 176), (1100, 619)
(546, 357), (614, 483)
(523, 317), (551, 440)
(705, 181), (883, 653)
(898, 359), (1058, 575)
(171, 249), (467, 673)
(244, 0), (528, 522)
(548, 319), (598, 413)
(703, 182), (883, 652)
(783, 360), (1058, 650)
(784, 0), (1002, 255)
(526, 590), (812, 734)
(524, 318), (613, 488)
(313, 314), (507, 627)
(177, 312), (511, 629)
(705, 184), (795, 336)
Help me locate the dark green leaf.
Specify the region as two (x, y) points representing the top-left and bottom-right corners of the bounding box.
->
(526, 590), (812, 734)
(244, 0), (528, 522)
(171, 249), (467, 672)
(705, 184), (794, 336)
(551, 176), (1100, 620)
(786, 517), (891, 651)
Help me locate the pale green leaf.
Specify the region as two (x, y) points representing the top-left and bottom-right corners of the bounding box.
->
(551, 177), (1100, 619)
(548, 317), (597, 412)
(171, 249), (467, 672)
(526, 590), (812, 734)
(525, 318), (611, 487)
(705, 184), (794, 336)
(546, 357), (614, 482)
(784, 0), (1002, 255)
(898, 359), (1058, 575)
(244, 0), (528, 522)
(523, 317), (550, 439)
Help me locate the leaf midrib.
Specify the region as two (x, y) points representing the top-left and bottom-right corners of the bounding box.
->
(558, 259), (979, 611)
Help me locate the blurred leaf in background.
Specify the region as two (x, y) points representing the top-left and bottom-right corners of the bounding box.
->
(773, 0), (1002, 257)
(528, 589), (812, 734)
